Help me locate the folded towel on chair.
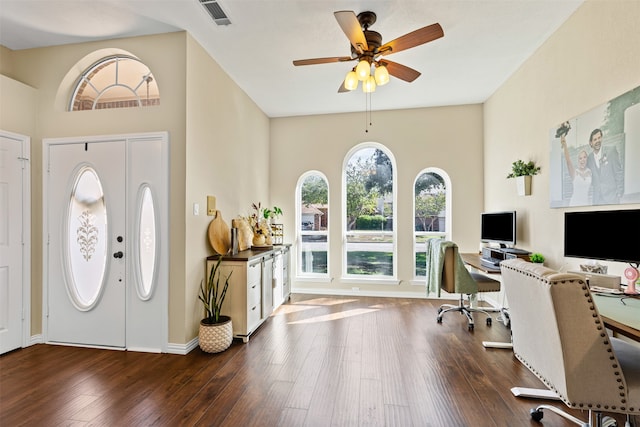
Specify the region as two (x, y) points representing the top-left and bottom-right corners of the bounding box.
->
(425, 239), (477, 296)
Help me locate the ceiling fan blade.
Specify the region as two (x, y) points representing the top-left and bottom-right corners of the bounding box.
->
(338, 81), (350, 93)
(380, 23), (443, 56)
(293, 56), (353, 66)
(334, 11), (368, 53)
(380, 59), (421, 82)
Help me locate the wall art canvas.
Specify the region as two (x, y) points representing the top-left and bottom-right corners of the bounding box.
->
(549, 85), (640, 208)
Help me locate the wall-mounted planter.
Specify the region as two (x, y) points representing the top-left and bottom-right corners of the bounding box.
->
(516, 175), (532, 196)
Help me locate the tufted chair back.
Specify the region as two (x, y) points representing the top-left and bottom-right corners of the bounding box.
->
(500, 258), (640, 416)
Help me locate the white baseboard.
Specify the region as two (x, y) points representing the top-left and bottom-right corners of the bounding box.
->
(167, 337), (199, 355)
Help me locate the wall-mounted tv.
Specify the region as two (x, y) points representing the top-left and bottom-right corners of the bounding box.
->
(564, 209), (640, 264)
(481, 211), (516, 247)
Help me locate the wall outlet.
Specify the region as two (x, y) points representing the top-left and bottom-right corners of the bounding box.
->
(193, 203), (199, 216)
(352, 287), (360, 291)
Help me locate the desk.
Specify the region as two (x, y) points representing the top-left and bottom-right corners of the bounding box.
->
(460, 253), (501, 274)
(593, 293), (640, 341)
(462, 255), (640, 347)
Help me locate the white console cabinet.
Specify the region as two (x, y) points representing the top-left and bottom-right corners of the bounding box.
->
(206, 245), (290, 343)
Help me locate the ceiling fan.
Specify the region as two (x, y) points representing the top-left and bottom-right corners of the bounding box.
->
(292, 10), (444, 93)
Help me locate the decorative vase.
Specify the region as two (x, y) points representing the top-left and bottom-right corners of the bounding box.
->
(252, 233), (266, 246)
(199, 316), (233, 353)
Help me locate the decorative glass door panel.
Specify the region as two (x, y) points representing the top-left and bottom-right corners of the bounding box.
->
(136, 185), (157, 300)
(65, 167), (108, 309)
(47, 141), (126, 348)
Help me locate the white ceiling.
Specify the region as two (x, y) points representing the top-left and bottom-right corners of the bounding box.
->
(0, 0), (584, 118)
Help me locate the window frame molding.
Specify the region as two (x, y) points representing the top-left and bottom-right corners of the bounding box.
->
(295, 170), (330, 280)
(412, 167), (452, 282)
(341, 142), (398, 282)
(68, 54), (158, 111)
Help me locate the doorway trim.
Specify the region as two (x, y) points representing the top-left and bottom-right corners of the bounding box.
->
(42, 131), (169, 351)
(0, 130), (31, 350)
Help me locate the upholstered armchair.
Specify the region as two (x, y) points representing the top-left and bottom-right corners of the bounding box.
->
(500, 258), (640, 427)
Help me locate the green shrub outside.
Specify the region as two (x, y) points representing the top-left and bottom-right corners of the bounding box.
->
(355, 215), (386, 230)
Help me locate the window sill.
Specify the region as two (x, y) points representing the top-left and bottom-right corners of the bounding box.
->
(340, 277), (400, 286)
(295, 276), (332, 283)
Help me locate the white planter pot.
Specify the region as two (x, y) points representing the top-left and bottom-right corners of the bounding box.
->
(516, 175), (532, 196)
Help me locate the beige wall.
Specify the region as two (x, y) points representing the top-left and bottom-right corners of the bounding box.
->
(0, 75), (37, 137)
(484, 0), (640, 277)
(271, 105), (484, 295)
(184, 34), (270, 340)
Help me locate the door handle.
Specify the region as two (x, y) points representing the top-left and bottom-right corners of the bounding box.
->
(113, 251), (124, 259)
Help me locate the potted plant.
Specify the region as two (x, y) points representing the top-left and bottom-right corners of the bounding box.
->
(507, 160), (541, 196)
(198, 256), (233, 353)
(263, 206), (283, 222)
(529, 253), (545, 264)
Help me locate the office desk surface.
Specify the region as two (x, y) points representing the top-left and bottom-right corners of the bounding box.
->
(593, 293), (640, 341)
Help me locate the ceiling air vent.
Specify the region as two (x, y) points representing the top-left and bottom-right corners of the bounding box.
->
(199, 0), (231, 26)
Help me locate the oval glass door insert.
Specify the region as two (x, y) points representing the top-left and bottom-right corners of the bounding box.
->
(136, 185), (157, 299)
(66, 166), (108, 310)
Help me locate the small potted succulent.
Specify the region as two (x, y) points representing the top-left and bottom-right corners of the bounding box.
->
(529, 253), (545, 264)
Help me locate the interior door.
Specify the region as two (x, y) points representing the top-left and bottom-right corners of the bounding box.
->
(47, 141), (126, 348)
(0, 133), (28, 354)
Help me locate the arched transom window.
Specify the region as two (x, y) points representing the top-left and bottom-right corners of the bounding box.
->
(69, 55), (159, 111)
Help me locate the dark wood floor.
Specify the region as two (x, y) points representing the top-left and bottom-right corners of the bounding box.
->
(0, 294), (632, 426)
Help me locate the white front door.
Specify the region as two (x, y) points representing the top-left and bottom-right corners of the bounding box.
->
(0, 132), (29, 354)
(47, 140), (126, 348)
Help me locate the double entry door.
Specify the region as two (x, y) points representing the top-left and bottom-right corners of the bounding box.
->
(45, 133), (168, 351)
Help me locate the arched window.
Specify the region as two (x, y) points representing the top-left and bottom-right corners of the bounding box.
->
(296, 171), (329, 278)
(69, 55), (159, 111)
(343, 143), (396, 280)
(413, 168), (451, 278)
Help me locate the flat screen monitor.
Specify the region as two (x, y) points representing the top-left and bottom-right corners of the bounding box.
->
(481, 211), (516, 247)
(564, 209), (640, 264)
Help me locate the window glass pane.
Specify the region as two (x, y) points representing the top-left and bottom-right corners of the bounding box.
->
(298, 173), (328, 276)
(137, 186), (157, 299)
(345, 147), (394, 278)
(66, 167), (108, 309)
(71, 56), (159, 111)
(414, 171), (448, 277)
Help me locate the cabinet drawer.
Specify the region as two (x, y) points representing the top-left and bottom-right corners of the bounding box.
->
(247, 281), (261, 308)
(248, 261), (261, 283)
(247, 303), (261, 329)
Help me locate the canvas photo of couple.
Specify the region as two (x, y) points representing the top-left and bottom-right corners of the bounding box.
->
(549, 85), (640, 208)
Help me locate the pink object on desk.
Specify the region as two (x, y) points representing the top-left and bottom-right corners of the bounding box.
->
(624, 266), (639, 295)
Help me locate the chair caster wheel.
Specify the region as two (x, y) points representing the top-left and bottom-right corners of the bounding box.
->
(602, 415), (617, 427)
(436, 317), (442, 324)
(437, 308), (443, 314)
(468, 324), (474, 331)
(530, 408), (543, 422)
(486, 318), (492, 326)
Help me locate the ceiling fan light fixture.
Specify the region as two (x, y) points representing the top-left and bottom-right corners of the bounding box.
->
(355, 59), (370, 81)
(363, 75), (376, 93)
(344, 70), (358, 91)
(374, 64), (389, 86)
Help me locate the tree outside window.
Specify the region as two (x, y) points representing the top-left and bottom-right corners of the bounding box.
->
(414, 170), (449, 277)
(344, 145), (395, 278)
(297, 172), (329, 277)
